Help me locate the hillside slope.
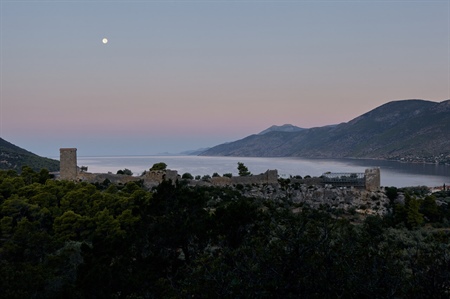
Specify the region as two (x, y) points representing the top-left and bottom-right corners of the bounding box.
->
(200, 99), (450, 162)
(0, 138), (60, 172)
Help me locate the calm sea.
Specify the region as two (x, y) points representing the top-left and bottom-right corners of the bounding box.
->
(76, 156), (450, 188)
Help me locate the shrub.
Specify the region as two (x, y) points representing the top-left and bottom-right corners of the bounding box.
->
(117, 168), (133, 175)
(150, 162), (167, 171)
(182, 173), (194, 180)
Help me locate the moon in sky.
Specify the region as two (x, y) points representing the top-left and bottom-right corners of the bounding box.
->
(102, 38), (108, 44)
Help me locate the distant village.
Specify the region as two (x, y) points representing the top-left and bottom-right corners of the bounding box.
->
(388, 153), (450, 165)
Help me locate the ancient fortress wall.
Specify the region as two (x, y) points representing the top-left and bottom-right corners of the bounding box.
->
(75, 169), (278, 188)
(76, 169), (180, 188)
(77, 172), (141, 185)
(208, 170), (278, 186)
(58, 148), (380, 191)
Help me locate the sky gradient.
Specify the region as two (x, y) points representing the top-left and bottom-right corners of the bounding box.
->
(1, 0), (449, 157)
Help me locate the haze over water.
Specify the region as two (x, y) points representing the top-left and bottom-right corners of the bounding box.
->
(77, 156), (449, 188)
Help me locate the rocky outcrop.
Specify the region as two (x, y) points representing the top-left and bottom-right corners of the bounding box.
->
(291, 186), (388, 215)
(239, 183), (389, 215)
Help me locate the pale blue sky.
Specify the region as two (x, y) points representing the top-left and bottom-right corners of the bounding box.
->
(1, 0), (449, 157)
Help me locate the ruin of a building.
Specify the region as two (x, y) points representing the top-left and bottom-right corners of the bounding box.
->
(364, 168), (381, 191)
(59, 148), (77, 180)
(58, 148), (380, 191)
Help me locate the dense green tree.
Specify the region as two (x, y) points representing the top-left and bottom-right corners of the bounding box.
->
(149, 181), (211, 263)
(237, 162), (251, 176)
(420, 195), (440, 222)
(201, 174), (211, 181)
(20, 166), (37, 185)
(406, 197), (424, 228)
(181, 172), (194, 180)
(54, 210), (90, 242)
(0, 176), (25, 199)
(385, 186), (398, 202)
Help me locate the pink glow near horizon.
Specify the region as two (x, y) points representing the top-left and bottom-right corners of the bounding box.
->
(1, 1), (449, 156)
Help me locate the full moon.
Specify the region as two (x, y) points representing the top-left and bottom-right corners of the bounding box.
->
(102, 38), (108, 44)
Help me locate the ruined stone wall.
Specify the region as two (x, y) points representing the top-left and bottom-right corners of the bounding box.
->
(59, 148), (380, 193)
(207, 170), (278, 187)
(266, 170), (278, 183)
(58, 149), (387, 214)
(141, 169), (180, 188)
(60, 148), (77, 180)
(77, 172), (141, 185)
(209, 176), (232, 186)
(76, 169), (180, 188)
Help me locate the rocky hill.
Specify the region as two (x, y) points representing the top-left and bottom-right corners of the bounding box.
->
(200, 99), (450, 163)
(0, 138), (59, 172)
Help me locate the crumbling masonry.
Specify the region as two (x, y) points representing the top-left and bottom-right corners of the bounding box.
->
(59, 148), (77, 180)
(59, 148), (380, 191)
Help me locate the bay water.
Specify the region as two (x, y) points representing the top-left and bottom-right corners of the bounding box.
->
(76, 155), (450, 188)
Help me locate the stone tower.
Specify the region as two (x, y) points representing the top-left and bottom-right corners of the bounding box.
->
(60, 148), (77, 180)
(365, 168), (381, 191)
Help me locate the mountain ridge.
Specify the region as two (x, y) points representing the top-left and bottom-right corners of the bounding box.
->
(200, 99), (450, 163)
(258, 124), (305, 135)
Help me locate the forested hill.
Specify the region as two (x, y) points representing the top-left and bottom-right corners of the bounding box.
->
(200, 99), (450, 162)
(0, 138), (59, 172)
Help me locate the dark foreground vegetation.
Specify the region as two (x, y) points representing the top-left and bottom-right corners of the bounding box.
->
(1, 167), (450, 298)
